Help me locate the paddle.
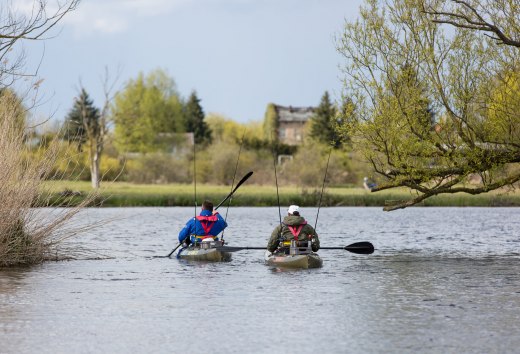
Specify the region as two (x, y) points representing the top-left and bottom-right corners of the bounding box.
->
(215, 171), (253, 209)
(216, 241), (375, 255)
(320, 241), (375, 254)
(160, 171), (254, 258)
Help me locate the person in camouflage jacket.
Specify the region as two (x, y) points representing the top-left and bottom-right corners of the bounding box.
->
(267, 205), (320, 253)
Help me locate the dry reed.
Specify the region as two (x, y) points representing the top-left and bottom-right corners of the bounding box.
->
(0, 93), (96, 266)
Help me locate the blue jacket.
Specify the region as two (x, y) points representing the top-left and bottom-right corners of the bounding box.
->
(178, 210), (228, 243)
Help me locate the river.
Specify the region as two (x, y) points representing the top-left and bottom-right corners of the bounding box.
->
(1, 207), (519, 353)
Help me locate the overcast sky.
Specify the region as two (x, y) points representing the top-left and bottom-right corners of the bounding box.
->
(16, 0), (364, 124)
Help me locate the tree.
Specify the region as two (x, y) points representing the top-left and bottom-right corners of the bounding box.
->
(112, 69), (184, 153)
(63, 88), (97, 151)
(0, 1), (79, 87)
(184, 91), (211, 144)
(336, 0), (520, 211)
(64, 68), (118, 189)
(309, 91), (341, 148)
(262, 103), (278, 142)
(66, 87), (106, 189)
(423, 0), (520, 48)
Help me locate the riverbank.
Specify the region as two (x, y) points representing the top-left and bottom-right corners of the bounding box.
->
(40, 181), (520, 208)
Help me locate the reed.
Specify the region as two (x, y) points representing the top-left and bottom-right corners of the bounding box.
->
(0, 94), (95, 267)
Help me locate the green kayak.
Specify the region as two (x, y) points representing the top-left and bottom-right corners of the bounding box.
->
(177, 240), (232, 262)
(264, 251), (323, 269)
(264, 239), (323, 269)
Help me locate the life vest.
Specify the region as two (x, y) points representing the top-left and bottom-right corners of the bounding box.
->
(281, 221), (310, 246)
(192, 215), (218, 242)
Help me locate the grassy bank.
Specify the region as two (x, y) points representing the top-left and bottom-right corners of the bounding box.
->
(40, 181), (520, 208)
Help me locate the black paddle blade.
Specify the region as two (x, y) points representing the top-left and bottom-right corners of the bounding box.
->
(344, 241), (374, 254)
(215, 171), (254, 210)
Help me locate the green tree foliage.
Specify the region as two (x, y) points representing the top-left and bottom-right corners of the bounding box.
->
(63, 88), (99, 151)
(336, 0), (520, 211)
(112, 69), (184, 153)
(262, 103), (278, 142)
(309, 91), (341, 147)
(184, 91), (211, 144)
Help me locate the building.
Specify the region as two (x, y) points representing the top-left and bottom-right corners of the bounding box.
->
(275, 105), (315, 145)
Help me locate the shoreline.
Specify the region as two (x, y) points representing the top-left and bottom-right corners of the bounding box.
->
(40, 181), (520, 208)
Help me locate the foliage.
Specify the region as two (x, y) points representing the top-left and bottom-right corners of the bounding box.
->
(280, 142), (354, 187)
(206, 114), (244, 144)
(112, 69), (184, 153)
(63, 88), (99, 151)
(336, 0), (520, 211)
(184, 91), (211, 144)
(309, 91), (341, 147)
(262, 103), (278, 142)
(124, 153), (191, 184)
(423, 0), (520, 48)
(0, 90), (95, 266)
(42, 180), (520, 207)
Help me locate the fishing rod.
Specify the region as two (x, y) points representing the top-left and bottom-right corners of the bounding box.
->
(193, 134), (197, 219)
(163, 134), (198, 259)
(271, 132), (282, 232)
(314, 146), (333, 231)
(160, 171), (254, 259)
(221, 128), (247, 241)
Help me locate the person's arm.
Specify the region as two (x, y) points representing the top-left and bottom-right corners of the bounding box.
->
(213, 211), (228, 229)
(178, 219), (193, 243)
(267, 225), (281, 252)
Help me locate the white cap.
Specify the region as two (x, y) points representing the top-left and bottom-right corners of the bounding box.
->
(287, 205), (299, 215)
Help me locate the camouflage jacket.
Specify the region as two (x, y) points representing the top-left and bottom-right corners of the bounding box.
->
(267, 215), (320, 252)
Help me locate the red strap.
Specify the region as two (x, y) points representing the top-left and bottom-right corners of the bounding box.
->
(200, 220), (215, 236)
(196, 215), (217, 236)
(287, 224), (305, 241)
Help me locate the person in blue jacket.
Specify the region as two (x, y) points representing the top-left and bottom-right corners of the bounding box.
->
(178, 200), (227, 246)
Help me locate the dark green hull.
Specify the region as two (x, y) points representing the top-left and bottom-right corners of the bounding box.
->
(264, 251), (323, 269)
(177, 247), (232, 262)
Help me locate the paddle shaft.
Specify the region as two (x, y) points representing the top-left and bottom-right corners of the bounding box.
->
(164, 171), (253, 257)
(217, 241), (374, 255)
(166, 243), (182, 258)
(215, 171), (253, 210)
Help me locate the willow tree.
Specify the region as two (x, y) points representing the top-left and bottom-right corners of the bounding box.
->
(336, 0), (520, 211)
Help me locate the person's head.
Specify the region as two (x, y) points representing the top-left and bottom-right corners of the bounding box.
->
(287, 205), (300, 216)
(202, 200), (214, 212)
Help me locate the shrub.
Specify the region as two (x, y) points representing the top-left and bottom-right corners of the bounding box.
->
(0, 94), (94, 266)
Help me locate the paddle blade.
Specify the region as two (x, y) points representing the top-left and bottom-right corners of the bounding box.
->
(215, 171), (254, 210)
(344, 241), (374, 254)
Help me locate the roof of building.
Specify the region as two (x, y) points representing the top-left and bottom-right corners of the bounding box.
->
(274, 105), (315, 122)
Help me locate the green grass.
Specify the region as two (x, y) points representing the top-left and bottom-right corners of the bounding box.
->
(39, 180), (520, 208)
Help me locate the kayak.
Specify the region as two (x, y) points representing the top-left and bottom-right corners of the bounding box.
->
(264, 251), (323, 269)
(177, 240), (231, 262)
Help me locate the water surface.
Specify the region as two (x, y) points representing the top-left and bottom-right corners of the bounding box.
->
(1, 207), (519, 353)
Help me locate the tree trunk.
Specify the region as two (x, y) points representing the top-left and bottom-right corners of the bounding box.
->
(90, 148), (100, 189)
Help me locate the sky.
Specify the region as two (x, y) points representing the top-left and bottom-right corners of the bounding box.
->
(15, 0), (364, 124)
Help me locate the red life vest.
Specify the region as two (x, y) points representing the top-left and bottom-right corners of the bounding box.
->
(286, 221), (307, 241)
(195, 215), (218, 240)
